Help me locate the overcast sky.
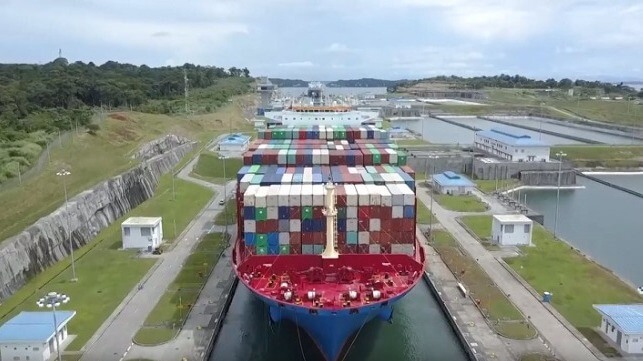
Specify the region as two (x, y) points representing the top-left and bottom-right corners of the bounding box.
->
(1, 0), (642, 81)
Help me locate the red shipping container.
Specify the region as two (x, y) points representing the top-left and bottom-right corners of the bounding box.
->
(380, 207), (392, 220)
(289, 232), (302, 245)
(337, 232), (346, 244)
(290, 206), (301, 219)
(302, 232), (314, 244)
(286, 167), (296, 174)
(299, 130), (307, 140)
(380, 231), (392, 245)
(243, 153), (252, 165)
(358, 219), (369, 232)
(256, 221), (267, 233)
(245, 245), (256, 255)
(313, 232), (324, 245)
(264, 131), (272, 140)
(370, 232), (380, 244)
(391, 219), (402, 230)
(296, 153), (305, 164)
(380, 244), (392, 254)
(381, 153), (390, 164)
(370, 206), (381, 218)
(290, 244), (302, 254)
(358, 207), (370, 220)
(340, 245), (358, 254)
(390, 231), (402, 243)
(313, 206), (324, 218)
(362, 152), (373, 165)
(401, 219), (414, 232)
(358, 244), (369, 254)
(336, 187), (347, 207)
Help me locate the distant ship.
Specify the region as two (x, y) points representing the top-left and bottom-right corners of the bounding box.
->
(262, 82), (380, 127)
(232, 82), (425, 361)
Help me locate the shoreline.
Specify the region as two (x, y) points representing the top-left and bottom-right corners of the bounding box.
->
(582, 171), (643, 175)
(503, 185), (586, 193)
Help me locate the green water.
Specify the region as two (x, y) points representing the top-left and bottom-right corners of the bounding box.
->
(209, 282), (468, 361)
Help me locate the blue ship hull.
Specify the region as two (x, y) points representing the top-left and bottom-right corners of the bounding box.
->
(252, 289), (410, 361)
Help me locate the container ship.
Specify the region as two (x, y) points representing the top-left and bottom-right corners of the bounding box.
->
(231, 86), (426, 361)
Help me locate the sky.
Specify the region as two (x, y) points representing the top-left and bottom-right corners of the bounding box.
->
(1, 0), (642, 81)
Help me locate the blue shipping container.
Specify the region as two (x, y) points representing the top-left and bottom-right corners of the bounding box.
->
(244, 207), (255, 220)
(245, 233), (256, 246)
(403, 205), (415, 219)
(268, 244), (280, 255)
(268, 233), (279, 246)
(347, 232), (358, 245)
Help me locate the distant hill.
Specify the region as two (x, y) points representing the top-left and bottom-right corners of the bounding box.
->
(268, 78), (308, 87)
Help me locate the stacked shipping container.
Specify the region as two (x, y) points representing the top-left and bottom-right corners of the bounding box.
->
(236, 126), (418, 257)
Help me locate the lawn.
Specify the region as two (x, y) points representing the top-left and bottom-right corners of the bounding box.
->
(0, 97), (252, 243)
(475, 179), (521, 193)
(551, 145), (643, 168)
(462, 215), (642, 356)
(0, 175), (214, 351)
(433, 193), (488, 212)
(136, 232), (227, 344)
(191, 152), (244, 184)
(430, 230), (536, 340)
(215, 198), (237, 225)
(394, 138), (430, 146)
(416, 198), (437, 224)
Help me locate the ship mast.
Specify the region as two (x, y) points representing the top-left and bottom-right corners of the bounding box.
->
(321, 182), (339, 259)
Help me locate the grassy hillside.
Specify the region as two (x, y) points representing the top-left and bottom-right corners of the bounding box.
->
(0, 96), (254, 242)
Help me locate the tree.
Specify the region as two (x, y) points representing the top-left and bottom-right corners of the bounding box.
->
(558, 78), (573, 89)
(242, 67), (250, 78)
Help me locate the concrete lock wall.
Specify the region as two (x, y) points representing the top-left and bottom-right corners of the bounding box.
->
(0, 135), (196, 301)
(406, 155), (470, 177)
(472, 158), (574, 181)
(519, 170), (577, 186)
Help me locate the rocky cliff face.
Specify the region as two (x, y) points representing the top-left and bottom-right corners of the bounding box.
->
(133, 134), (191, 161)
(0, 136), (196, 300)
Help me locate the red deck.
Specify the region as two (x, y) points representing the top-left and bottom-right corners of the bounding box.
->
(232, 239), (426, 311)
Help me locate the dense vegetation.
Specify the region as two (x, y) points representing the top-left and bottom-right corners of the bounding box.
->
(326, 78), (406, 88)
(269, 78), (309, 87)
(0, 58), (252, 183)
(394, 75), (643, 97)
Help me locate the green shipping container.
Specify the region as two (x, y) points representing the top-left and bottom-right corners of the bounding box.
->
(249, 165), (260, 173)
(366, 166), (377, 174)
(250, 175), (263, 185)
(383, 164), (396, 173)
(288, 150), (296, 165)
(336, 129), (346, 139)
(302, 206), (313, 220)
(255, 207), (267, 220)
(337, 207), (347, 218)
(256, 234), (268, 248)
(256, 246), (268, 255)
(398, 152), (407, 166)
(372, 149), (381, 165)
(279, 245), (290, 254)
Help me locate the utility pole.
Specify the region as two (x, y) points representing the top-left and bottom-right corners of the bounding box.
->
(553, 152), (567, 238)
(184, 68), (189, 114)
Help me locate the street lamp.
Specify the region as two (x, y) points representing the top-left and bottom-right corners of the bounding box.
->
(56, 169), (77, 282)
(37, 292), (70, 361)
(427, 155), (439, 239)
(553, 152), (567, 238)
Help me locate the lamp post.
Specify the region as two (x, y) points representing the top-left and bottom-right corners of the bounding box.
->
(56, 169), (77, 282)
(553, 152), (567, 238)
(37, 292), (70, 361)
(428, 155), (439, 239)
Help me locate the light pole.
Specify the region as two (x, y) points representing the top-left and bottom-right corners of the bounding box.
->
(56, 169), (77, 282)
(220, 156), (229, 236)
(553, 151), (567, 238)
(37, 292), (70, 361)
(428, 155), (439, 239)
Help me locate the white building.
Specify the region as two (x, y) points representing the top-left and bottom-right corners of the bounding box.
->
(491, 214), (533, 246)
(0, 311), (76, 361)
(474, 128), (550, 162)
(218, 134), (251, 152)
(593, 304), (643, 354)
(431, 171), (475, 195)
(121, 217), (163, 251)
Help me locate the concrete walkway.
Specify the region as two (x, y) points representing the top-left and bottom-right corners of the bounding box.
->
(81, 146), (234, 361)
(417, 190), (600, 361)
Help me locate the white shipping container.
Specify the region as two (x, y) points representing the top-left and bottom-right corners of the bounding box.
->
(312, 185), (324, 206)
(302, 173), (313, 184)
(358, 231), (370, 245)
(289, 184), (302, 205)
(326, 129), (333, 139)
(303, 167), (312, 175)
(369, 244), (381, 254)
(370, 218), (381, 231)
(367, 184), (381, 205)
(398, 184), (415, 205)
(387, 184), (404, 206)
(243, 185), (260, 206)
(379, 185), (392, 207)
(278, 149), (288, 164)
(244, 220), (256, 233)
(301, 184), (313, 206)
(281, 173), (293, 184)
(392, 206), (404, 218)
(347, 207), (358, 219)
(289, 219), (301, 231)
(391, 244), (415, 256)
(278, 184), (291, 206)
(313, 149), (321, 165)
(347, 167), (358, 174)
(321, 149), (329, 164)
(344, 184), (358, 206)
(392, 173), (405, 183)
(387, 149), (398, 165)
(267, 207), (278, 220)
(279, 232), (290, 245)
(255, 187), (268, 208)
(355, 184), (370, 205)
(347, 218), (358, 232)
(267, 185), (280, 207)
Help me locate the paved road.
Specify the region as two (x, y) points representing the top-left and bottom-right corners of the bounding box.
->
(80, 153), (234, 361)
(417, 189), (600, 361)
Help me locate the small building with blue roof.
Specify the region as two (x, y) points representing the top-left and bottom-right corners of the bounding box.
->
(431, 171), (475, 195)
(594, 304), (643, 354)
(474, 128), (550, 162)
(0, 310), (76, 361)
(219, 133), (251, 152)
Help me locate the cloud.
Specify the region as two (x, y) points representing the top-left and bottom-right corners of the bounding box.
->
(278, 61), (315, 67)
(324, 43), (355, 53)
